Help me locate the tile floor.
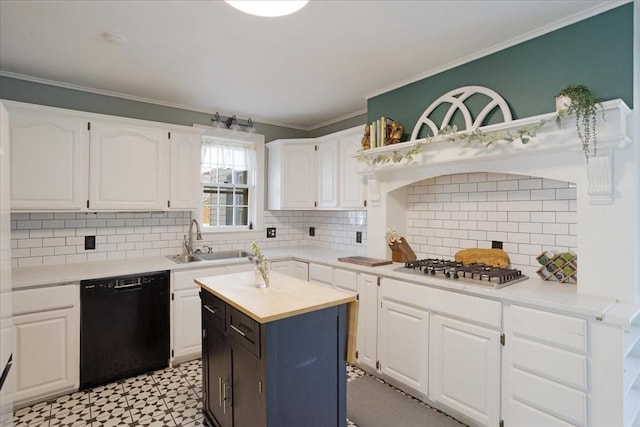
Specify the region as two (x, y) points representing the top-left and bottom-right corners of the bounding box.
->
(12, 360), (457, 427)
(12, 359), (204, 427)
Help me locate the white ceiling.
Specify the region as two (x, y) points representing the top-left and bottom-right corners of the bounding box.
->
(0, 0), (619, 130)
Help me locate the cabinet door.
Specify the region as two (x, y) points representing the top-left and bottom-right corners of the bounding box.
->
(281, 143), (316, 208)
(230, 338), (264, 427)
(316, 139), (338, 208)
(292, 261), (309, 281)
(203, 302), (230, 427)
(339, 129), (366, 209)
(169, 130), (201, 209)
(89, 121), (168, 210)
(8, 106), (88, 210)
(172, 267), (225, 363)
(429, 314), (500, 427)
(356, 273), (378, 370)
(13, 307), (78, 405)
(378, 299), (429, 397)
(173, 289), (202, 361)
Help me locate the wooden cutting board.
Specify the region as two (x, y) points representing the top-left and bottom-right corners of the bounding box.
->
(337, 256), (392, 267)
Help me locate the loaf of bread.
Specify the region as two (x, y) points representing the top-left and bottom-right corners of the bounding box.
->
(454, 248), (510, 268)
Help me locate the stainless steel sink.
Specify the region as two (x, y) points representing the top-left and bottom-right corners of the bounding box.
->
(194, 250), (251, 261)
(168, 250), (251, 264)
(168, 254), (202, 264)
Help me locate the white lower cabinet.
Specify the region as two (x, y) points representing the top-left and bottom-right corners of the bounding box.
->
(333, 268), (357, 293)
(269, 260), (309, 280)
(429, 314), (500, 426)
(171, 266), (225, 364)
(308, 262), (333, 287)
(270, 260), (293, 276)
(355, 273), (378, 371)
(502, 304), (589, 427)
(292, 261), (309, 280)
(12, 285), (79, 406)
(378, 298), (429, 398)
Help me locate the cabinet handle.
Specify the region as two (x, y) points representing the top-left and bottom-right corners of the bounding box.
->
(203, 305), (217, 315)
(218, 377), (222, 407)
(229, 324), (246, 337)
(223, 380), (229, 413)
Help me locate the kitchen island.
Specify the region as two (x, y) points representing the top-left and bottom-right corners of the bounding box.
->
(195, 271), (356, 427)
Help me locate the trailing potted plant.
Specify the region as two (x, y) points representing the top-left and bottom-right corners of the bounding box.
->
(555, 84), (604, 161)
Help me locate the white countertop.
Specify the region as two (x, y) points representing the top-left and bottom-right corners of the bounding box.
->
(195, 271), (356, 323)
(11, 245), (636, 325)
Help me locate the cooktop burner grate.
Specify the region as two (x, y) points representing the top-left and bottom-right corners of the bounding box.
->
(397, 258), (527, 289)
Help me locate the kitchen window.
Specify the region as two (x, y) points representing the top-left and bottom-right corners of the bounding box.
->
(200, 129), (265, 233)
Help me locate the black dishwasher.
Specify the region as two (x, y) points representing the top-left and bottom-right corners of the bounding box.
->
(80, 270), (169, 390)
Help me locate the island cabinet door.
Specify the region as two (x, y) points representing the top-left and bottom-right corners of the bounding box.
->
(230, 339), (265, 427)
(202, 300), (230, 427)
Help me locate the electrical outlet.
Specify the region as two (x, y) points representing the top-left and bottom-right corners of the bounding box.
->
(309, 227), (315, 237)
(85, 235), (96, 250)
(266, 227), (276, 238)
(356, 231), (362, 243)
(491, 240), (503, 249)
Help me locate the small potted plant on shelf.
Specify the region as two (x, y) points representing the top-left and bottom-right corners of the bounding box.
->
(555, 84), (604, 162)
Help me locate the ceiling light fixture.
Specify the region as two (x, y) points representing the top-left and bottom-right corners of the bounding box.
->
(225, 1), (308, 17)
(211, 113), (257, 133)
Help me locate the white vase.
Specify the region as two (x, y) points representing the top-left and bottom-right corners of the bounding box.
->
(555, 95), (572, 113)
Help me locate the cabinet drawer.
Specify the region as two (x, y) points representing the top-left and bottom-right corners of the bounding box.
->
(333, 268), (356, 293)
(382, 278), (501, 328)
(13, 284), (77, 315)
(309, 263), (333, 286)
(510, 367), (587, 426)
(508, 398), (575, 427)
(511, 336), (587, 390)
(201, 291), (226, 331)
(227, 306), (261, 357)
(511, 305), (587, 353)
(173, 267), (226, 291)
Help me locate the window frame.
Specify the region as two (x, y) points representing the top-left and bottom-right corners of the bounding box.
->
(198, 126), (265, 235)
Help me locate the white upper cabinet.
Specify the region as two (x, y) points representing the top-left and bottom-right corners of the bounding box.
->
(89, 121), (169, 210)
(7, 104), (89, 211)
(267, 125), (366, 210)
(316, 139), (338, 208)
(338, 127), (366, 208)
(267, 139), (317, 209)
(6, 101), (202, 212)
(169, 130), (202, 210)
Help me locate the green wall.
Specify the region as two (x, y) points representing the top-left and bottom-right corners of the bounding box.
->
(0, 76), (313, 142)
(368, 3), (634, 141)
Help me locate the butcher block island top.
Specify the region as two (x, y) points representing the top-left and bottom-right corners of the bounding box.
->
(194, 271), (356, 323)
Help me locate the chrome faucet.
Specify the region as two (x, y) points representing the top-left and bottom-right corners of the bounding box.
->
(184, 219), (202, 254)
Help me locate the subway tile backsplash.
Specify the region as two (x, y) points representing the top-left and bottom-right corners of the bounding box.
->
(11, 210), (367, 268)
(406, 172), (577, 271)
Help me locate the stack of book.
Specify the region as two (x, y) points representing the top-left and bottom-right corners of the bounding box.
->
(369, 116), (400, 149)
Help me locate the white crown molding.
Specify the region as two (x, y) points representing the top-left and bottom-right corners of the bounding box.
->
(364, 1), (631, 100)
(310, 108), (367, 130)
(0, 70), (311, 131)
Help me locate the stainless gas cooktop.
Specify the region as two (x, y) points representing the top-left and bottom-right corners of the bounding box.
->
(395, 258), (528, 289)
